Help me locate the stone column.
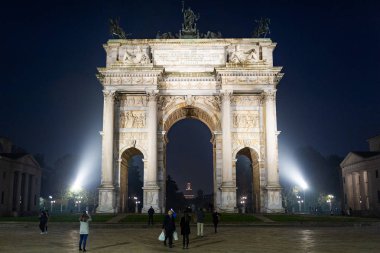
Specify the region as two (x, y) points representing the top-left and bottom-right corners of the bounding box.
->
(142, 91), (160, 213)
(22, 173), (29, 212)
(219, 90), (236, 212)
(15, 171), (22, 214)
(29, 175), (35, 212)
(157, 131), (166, 213)
(263, 90), (283, 212)
(352, 172), (360, 210)
(116, 158), (122, 213)
(7, 172), (15, 214)
(97, 90), (116, 213)
(213, 131), (223, 210)
(345, 173), (354, 210)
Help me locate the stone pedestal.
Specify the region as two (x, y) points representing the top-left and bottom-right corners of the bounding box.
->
(142, 185), (160, 213)
(220, 182), (237, 213)
(97, 186), (116, 213)
(265, 186), (283, 213)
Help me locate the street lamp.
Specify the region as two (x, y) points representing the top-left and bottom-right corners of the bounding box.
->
(296, 181), (308, 213)
(240, 196), (247, 214)
(326, 194), (334, 214)
(76, 200), (81, 212)
(50, 200), (55, 212)
(296, 195), (303, 213)
(133, 197), (139, 213)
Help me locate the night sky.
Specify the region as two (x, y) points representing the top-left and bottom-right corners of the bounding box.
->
(1, 0), (379, 193)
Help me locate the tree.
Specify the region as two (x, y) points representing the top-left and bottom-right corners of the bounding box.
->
(166, 175), (185, 211)
(294, 146), (343, 211)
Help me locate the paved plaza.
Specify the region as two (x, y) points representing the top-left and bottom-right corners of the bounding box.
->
(0, 223), (379, 253)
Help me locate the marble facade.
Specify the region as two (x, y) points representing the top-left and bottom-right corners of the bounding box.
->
(96, 38), (284, 213)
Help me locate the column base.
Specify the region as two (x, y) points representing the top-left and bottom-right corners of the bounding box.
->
(142, 185), (161, 213)
(263, 185), (284, 213)
(218, 182), (237, 213)
(96, 185), (116, 214)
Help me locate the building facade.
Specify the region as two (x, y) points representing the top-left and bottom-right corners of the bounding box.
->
(341, 135), (380, 216)
(96, 37), (284, 214)
(0, 138), (41, 216)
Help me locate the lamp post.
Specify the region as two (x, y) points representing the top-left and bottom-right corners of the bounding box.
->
(296, 195), (303, 213)
(240, 196), (247, 213)
(302, 188), (305, 213)
(326, 194), (334, 214)
(133, 197), (139, 213)
(75, 200), (81, 212)
(50, 200), (55, 212)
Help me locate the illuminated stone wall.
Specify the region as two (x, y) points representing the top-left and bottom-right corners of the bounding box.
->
(96, 38), (284, 213)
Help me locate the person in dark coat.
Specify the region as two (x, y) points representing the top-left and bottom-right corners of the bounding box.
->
(162, 210), (176, 248)
(180, 212), (191, 249)
(38, 210), (48, 234)
(45, 210), (50, 233)
(212, 209), (220, 233)
(148, 206), (155, 225)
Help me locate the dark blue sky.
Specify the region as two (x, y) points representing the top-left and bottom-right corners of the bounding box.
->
(1, 0), (379, 192)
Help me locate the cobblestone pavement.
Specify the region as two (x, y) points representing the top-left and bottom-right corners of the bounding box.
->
(0, 224), (379, 253)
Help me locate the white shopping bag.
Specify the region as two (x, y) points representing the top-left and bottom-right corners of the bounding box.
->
(173, 231), (178, 241)
(158, 231), (165, 241)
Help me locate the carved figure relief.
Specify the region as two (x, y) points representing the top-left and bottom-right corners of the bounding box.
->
(159, 81), (218, 90)
(233, 111), (259, 128)
(231, 96), (261, 106)
(122, 46), (151, 64)
(228, 45), (260, 64)
(120, 111), (146, 128)
(194, 96), (221, 111)
(158, 96), (186, 111)
(120, 95), (146, 107)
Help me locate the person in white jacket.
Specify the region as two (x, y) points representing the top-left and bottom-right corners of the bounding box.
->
(79, 211), (92, 252)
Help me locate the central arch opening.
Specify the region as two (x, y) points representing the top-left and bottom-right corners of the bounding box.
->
(165, 118), (213, 212)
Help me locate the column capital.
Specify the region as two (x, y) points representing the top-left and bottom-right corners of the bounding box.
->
(146, 90), (159, 102)
(103, 89), (117, 99)
(220, 90), (233, 102)
(262, 89), (277, 102)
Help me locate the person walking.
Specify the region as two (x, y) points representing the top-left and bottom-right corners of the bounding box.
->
(45, 210), (50, 233)
(212, 209), (220, 233)
(38, 210), (48, 234)
(79, 211), (92, 252)
(162, 210), (176, 248)
(148, 206), (155, 225)
(196, 208), (205, 237)
(180, 211), (191, 249)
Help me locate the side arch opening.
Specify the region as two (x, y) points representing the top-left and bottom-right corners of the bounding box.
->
(235, 147), (260, 213)
(120, 147), (144, 213)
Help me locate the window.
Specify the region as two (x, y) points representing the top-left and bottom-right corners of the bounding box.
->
(344, 193), (347, 204)
(376, 170), (379, 179)
(1, 191), (4, 204)
(378, 191), (380, 203)
(2, 172), (5, 179)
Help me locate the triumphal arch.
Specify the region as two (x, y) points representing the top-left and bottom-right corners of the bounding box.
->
(96, 11), (284, 214)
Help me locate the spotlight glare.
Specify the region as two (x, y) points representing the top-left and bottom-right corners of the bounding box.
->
(70, 181), (82, 193)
